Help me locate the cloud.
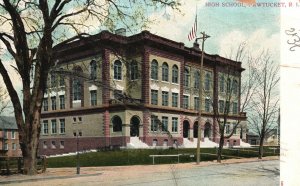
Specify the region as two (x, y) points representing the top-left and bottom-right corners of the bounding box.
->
(218, 29), (280, 63)
(147, 0), (207, 45)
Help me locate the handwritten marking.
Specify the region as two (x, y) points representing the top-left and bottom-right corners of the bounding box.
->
(285, 28), (300, 51)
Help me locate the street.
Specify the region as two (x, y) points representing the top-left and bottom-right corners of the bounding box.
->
(2, 158), (279, 186)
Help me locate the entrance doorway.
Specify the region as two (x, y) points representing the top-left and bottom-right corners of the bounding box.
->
(204, 122), (211, 138)
(193, 122), (198, 138)
(183, 120), (189, 138)
(130, 116), (140, 137)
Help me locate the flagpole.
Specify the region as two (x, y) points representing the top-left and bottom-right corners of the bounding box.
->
(196, 32), (210, 165)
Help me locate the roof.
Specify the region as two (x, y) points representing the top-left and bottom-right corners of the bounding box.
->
(53, 30), (244, 72)
(0, 116), (18, 130)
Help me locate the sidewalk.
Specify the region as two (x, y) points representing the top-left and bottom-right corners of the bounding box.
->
(0, 156), (279, 185)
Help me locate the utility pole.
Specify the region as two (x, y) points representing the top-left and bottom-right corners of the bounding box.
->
(196, 32), (210, 165)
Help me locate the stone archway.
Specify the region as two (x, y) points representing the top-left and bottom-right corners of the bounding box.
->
(204, 122), (211, 138)
(183, 120), (189, 138)
(193, 122), (199, 138)
(130, 116), (140, 137)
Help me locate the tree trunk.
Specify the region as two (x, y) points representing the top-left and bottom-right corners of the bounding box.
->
(21, 110), (41, 175)
(258, 134), (265, 159)
(217, 134), (225, 163)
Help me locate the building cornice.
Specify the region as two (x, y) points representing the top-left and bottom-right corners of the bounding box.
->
(53, 30), (244, 72)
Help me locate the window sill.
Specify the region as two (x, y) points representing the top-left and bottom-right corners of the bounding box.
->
(113, 79), (123, 82)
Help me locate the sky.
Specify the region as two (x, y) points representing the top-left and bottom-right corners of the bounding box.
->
(147, 0), (280, 61)
(0, 0), (281, 115)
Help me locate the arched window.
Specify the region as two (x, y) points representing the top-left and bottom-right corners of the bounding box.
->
(130, 60), (138, 80)
(59, 68), (65, 86)
(227, 78), (231, 93)
(194, 71), (200, 89)
(162, 62), (169, 81)
(219, 75), (225, 92)
(72, 67), (83, 101)
(112, 116), (122, 132)
(172, 65), (178, 83)
(50, 72), (56, 88)
(184, 67), (190, 87)
(232, 80), (238, 95)
(151, 60), (158, 80)
(90, 60), (97, 79)
(205, 72), (211, 91)
(114, 60), (122, 80)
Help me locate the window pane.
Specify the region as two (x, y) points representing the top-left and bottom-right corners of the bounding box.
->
(172, 93), (178, 107)
(60, 119), (65, 134)
(59, 95), (65, 109)
(183, 95), (189, 109)
(51, 120), (57, 134)
(172, 65), (178, 83)
(184, 68), (189, 87)
(162, 116), (168, 132)
(151, 90), (158, 105)
(172, 117), (178, 132)
(90, 90), (97, 106)
(151, 60), (158, 80)
(162, 91), (169, 106)
(162, 63), (169, 81)
(51, 96), (56, 110)
(114, 60), (122, 80)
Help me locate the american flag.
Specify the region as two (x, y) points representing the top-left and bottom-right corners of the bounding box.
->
(188, 15), (197, 41)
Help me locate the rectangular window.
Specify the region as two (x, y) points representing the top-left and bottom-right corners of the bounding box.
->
(12, 143), (16, 150)
(225, 124), (230, 134)
(90, 90), (97, 106)
(43, 141), (47, 149)
(59, 95), (65, 109)
(205, 98), (210, 112)
(172, 117), (178, 132)
(194, 97), (200, 110)
(43, 98), (48, 111)
(183, 95), (189, 109)
(233, 102), (238, 114)
(3, 130), (7, 139)
(60, 141), (65, 149)
(51, 141), (56, 149)
(162, 116), (168, 132)
(151, 90), (158, 105)
(60, 119), (65, 134)
(43, 120), (49, 134)
(11, 131), (15, 139)
(219, 100), (224, 113)
(225, 101), (230, 113)
(4, 143), (8, 150)
(151, 116), (158, 132)
(172, 93), (178, 107)
(59, 75), (65, 86)
(51, 120), (57, 134)
(162, 91), (169, 106)
(51, 96), (56, 110)
(51, 73), (56, 88)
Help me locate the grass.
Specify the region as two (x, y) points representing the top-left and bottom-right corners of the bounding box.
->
(47, 147), (279, 168)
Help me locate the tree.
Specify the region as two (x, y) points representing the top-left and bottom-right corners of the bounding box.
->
(210, 43), (259, 163)
(0, 0), (180, 175)
(248, 51), (279, 159)
(0, 84), (9, 115)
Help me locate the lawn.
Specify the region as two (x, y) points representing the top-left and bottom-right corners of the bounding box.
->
(47, 147), (279, 168)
